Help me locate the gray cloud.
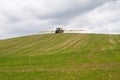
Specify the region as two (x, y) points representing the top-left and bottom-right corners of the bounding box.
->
(0, 0), (119, 39)
(66, 0), (120, 33)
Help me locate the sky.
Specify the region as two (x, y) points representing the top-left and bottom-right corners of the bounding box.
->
(0, 0), (120, 39)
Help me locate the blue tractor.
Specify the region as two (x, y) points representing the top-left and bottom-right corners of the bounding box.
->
(55, 28), (64, 34)
(41, 27), (85, 34)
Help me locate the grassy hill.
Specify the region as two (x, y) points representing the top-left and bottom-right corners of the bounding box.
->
(0, 34), (120, 80)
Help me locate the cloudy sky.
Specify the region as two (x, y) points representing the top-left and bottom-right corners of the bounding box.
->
(0, 0), (120, 39)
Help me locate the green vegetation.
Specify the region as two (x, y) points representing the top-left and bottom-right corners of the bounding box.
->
(0, 34), (120, 80)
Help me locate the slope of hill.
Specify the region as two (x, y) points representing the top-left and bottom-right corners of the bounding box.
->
(0, 34), (120, 80)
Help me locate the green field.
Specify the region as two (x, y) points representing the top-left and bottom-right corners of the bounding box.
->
(0, 34), (120, 80)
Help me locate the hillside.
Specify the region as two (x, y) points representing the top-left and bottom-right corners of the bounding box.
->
(0, 34), (120, 80)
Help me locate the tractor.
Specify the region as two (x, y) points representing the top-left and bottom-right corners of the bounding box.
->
(55, 28), (64, 34)
(41, 27), (85, 34)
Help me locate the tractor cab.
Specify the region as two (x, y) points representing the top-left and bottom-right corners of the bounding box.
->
(55, 28), (64, 34)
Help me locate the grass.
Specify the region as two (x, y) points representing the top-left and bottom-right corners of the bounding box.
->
(0, 33), (120, 80)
